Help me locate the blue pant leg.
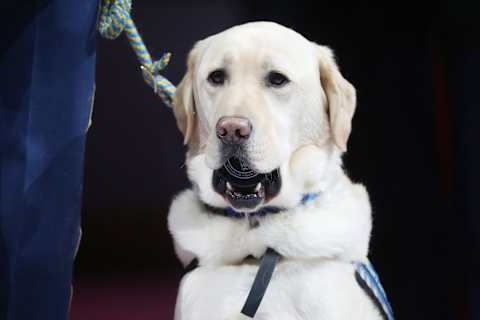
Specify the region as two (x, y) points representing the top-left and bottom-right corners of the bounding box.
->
(0, 1), (97, 319)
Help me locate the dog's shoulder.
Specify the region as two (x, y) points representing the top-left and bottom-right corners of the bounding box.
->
(168, 189), (255, 266)
(254, 175), (372, 262)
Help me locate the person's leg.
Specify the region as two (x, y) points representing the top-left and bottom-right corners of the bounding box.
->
(0, 1), (97, 319)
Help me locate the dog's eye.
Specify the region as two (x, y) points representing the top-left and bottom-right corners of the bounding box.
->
(266, 71), (289, 87)
(208, 69), (226, 86)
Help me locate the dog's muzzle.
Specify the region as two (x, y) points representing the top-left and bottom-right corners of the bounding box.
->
(212, 157), (281, 210)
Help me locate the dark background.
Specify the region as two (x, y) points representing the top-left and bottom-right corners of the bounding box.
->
(73, 1), (480, 319)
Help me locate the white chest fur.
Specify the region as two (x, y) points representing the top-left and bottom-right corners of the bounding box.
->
(168, 175), (380, 319)
(175, 259), (381, 320)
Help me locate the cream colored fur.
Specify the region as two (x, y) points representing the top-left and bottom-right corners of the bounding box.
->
(168, 21), (382, 320)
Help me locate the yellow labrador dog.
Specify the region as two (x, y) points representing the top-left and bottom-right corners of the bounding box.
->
(168, 22), (391, 320)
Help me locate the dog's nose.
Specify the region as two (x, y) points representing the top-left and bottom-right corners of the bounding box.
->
(216, 116), (252, 144)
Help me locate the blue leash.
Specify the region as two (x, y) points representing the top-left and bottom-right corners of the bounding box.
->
(98, 0), (176, 107)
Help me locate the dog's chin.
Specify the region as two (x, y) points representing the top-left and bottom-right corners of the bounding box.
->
(212, 157), (282, 211)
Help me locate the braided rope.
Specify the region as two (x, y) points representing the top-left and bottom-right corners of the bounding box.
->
(98, 0), (176, 107)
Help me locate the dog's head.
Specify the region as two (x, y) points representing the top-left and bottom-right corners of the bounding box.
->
(173, 22), (356, 212)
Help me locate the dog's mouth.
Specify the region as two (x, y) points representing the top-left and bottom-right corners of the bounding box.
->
(212, 157), (281, 210)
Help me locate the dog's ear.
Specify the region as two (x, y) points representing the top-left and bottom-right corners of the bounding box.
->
(173, 46), (198, 145)
(315, 44), (356, 152)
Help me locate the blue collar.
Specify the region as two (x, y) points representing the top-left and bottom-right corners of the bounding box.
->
(204, 192), (320, 219)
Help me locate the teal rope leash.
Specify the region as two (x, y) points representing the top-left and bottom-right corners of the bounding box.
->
(98, 0), (176, 107)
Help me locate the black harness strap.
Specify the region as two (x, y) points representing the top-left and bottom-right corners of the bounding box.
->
(241, 248), (280, 318)
(184, 258), (199, 274)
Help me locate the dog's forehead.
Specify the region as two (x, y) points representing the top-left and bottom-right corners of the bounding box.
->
(216, 22), (309, 46)
(197, 22), (315, 71)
